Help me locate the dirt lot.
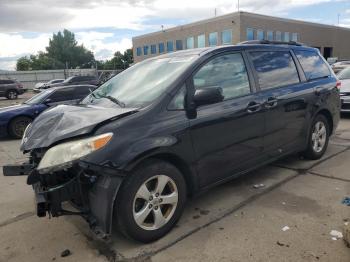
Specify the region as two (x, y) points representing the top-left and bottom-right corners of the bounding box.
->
(0, 95), (349, 261)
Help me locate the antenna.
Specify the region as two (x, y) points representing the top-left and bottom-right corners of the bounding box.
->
(338, 13), (340, 26)
(237, 0), (240, 12)
(215, 8), (217, 17)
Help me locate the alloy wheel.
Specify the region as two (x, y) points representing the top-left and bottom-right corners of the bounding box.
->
(133, 175), (178, 231)
(311, 121), (327, 153)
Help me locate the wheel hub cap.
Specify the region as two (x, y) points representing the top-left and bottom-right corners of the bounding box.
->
(312, 121), (326, 153)
(133, 175), (178, 231)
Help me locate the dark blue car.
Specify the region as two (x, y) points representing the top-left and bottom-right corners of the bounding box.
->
(0, 85), (96, 138)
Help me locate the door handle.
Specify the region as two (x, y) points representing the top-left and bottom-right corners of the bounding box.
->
(246, 101), (262, 113)
(265, 97), (278, 108)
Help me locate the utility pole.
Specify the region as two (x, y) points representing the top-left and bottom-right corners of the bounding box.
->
(237, 0), (240, 12)
(215, 8), (217, 17)
(338, 13), (340, 26)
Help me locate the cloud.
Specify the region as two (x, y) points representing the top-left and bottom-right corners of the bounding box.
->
(0, 0), (341, 33)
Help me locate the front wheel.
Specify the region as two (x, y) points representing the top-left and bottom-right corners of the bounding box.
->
(302, 114), (330, 160)
(8, 116), (32, 139)
(6, 90), (18, 100)
(115, 160), (187, 243)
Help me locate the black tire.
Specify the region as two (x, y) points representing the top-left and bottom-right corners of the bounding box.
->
(302, 114), (330, 160)
(6, 89), (18, 100)
(8, 116), (32, 139)
(115, 159), (187, 243)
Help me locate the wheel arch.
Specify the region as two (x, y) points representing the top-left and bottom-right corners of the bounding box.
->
(316, 108), (334, 135)
(124, 151), (198, 196)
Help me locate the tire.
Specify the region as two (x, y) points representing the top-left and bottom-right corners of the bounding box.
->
(6, 90), (18, 100)
(8, 116), (32, 139)
(115, 159), (187, 243)
(302, 114), (330, 160)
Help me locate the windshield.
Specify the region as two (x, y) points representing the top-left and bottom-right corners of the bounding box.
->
(82, 55), (196, 108)
(24, 89), (54, 105)
(338, 67), (350, 80)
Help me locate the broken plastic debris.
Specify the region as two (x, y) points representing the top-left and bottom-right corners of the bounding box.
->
(330, 230), (343, 239)
(331, 237), (338, 241)
(253, 184), (265, 189)
(282, 202), (286, 205)
(282, 226), (290, 232)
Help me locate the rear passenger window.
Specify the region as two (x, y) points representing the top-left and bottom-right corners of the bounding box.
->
(250, 51), (300, 90)
(294, 50), (330, 80)
(193, 53), (251, 100)
(49, 88), (75, 102)
(75, 86), (91, 99)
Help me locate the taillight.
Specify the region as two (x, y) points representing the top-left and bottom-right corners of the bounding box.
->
(336, 80), (341, 89)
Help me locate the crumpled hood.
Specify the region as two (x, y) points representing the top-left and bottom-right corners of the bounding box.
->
(21, 104), (138, 151)
(340, 79), (350, 93)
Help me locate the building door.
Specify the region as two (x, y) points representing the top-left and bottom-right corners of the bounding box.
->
(324, 47), (333, 59)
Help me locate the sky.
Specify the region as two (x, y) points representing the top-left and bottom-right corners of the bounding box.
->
(0, 0), (350, 71)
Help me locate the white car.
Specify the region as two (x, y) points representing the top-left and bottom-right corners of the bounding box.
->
(338, 67), (350, 112)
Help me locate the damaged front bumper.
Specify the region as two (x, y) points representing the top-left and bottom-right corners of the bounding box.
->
(3, 161), (125, 240)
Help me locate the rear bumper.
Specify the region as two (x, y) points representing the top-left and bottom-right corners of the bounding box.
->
(17, 89), (27, 95)
(3, 161), (125, 239)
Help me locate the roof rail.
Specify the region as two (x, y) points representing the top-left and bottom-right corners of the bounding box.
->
(239, 40), (304, 46)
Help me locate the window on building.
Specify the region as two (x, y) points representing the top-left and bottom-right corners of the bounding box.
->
(176, 40), (183, 50)
(197, 34), (205, 48)
(143, 45), (149, 55)
(283, 32), (290, 42)
(275, 31), (282, 41)
(159, 43), (165, 53)
(291, 33), (299, 42)
(186, 37), (194, 49)
(167, 41), (174, 52)
(249, 51), (300, 90)
(193, 53), (251, 100)
(257, 29), (265, 40)
(221, 29), (232, 45)
(208, 32), (218, 46)
(294, 50), (330, 80)
(267, 31), (274, 41)
(151, 44), (157, 54)
(136, 47), (142, 56)
(247, 28), (254, 40)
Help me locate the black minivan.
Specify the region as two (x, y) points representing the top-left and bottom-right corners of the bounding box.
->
(4, 41), (340, 243)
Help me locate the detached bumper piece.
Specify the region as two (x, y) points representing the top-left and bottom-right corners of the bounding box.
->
(3, 161), (125, 240)
(3, 163), (33, 176)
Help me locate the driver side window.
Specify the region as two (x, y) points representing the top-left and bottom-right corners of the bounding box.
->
(193, 53), (251, 101)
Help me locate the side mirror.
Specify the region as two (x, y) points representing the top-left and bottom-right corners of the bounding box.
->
(193, 86), (224, 107)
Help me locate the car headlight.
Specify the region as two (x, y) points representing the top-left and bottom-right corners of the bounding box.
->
(37, 133), (113, 173)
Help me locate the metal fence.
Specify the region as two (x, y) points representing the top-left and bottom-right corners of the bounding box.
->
(0, 69), (98, 89)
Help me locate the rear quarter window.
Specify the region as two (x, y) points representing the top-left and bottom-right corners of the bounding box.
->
(249, 51), (300, 90)
(294, 50), (330, 80)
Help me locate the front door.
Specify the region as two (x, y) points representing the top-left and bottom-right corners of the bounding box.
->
(189, 52), (265, 188)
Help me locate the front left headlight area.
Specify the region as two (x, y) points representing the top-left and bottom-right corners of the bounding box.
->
(37, 132), (113, 174)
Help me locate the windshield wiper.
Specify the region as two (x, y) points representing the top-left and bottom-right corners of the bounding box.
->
(100, 95), (126, 108)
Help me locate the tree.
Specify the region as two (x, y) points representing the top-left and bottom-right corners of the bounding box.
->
(16, 57), (31, 71)
(46, 29), (94, 69)
(97, 48), (134, 70)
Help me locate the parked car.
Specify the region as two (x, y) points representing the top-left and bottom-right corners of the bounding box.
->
(0, 85), (96, 138)
(47, 75), (99, 88)
(3, 42), (340, 243)
(0, 79), (26, 100)
(331, 60), (350, 73)
(337, 67), (350, 112)
(33, 79), (65, 93)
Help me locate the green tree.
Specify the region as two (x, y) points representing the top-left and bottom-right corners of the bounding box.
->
(46, 29), (94, 69)
(16, 57), (31, 71)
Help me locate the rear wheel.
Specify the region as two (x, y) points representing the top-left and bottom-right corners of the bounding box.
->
(6, 90), (18, 100)
(115, 160), (187, 243)
(8, 116), (32, 139)
(302, 114), (329, 160)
